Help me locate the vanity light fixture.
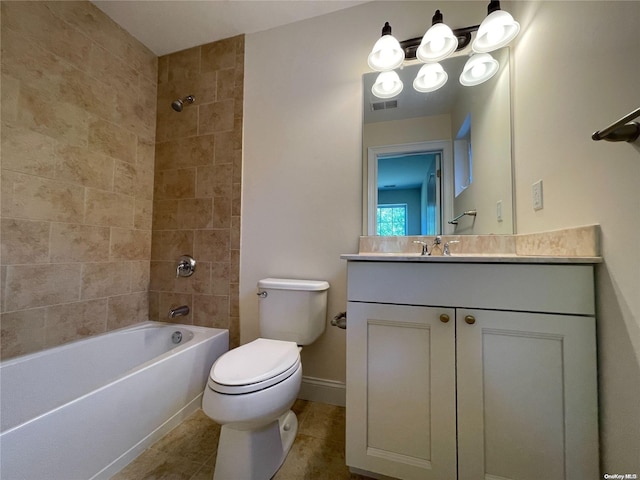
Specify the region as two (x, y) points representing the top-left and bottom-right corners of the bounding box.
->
(459, 52), (499, 86)
(367, 22), (405, 72)
(472, 0), (520, 53)
(413, 63), (448, 93)
(368, 0), (519, 98)
(416, 10), (458, 63)
(372, 70), (404, 99)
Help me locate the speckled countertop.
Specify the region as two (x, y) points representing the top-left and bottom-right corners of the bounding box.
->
(341, 225), (603, 264)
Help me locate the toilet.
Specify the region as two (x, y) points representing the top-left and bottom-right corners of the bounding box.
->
(202, 277), (330, 480)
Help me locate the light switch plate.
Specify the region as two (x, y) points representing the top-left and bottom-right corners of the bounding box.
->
(496, 200), (503, 222)
(532, 180), (543, 210)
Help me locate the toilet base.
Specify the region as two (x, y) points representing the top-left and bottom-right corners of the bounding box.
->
(213, 410), (298, 480)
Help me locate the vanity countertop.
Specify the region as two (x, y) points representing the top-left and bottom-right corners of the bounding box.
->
(340, 253), (603, 264)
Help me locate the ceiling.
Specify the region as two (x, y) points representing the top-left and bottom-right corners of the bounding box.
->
(91, 0), (369, 56)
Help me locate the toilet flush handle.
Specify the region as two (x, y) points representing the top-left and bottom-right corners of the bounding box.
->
(257, 291), (267, 298)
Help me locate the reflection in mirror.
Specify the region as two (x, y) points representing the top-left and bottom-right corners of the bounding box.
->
(362, 49), (514, 236)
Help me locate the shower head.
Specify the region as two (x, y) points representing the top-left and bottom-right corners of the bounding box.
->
(171, 95), (195, 112)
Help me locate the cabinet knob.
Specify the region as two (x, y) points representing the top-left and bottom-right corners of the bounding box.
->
(465, 315), (476, 325)
(439, 314), (450, 323)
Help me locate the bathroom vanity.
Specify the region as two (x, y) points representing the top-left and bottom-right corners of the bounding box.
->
(342, 251), (601, 480)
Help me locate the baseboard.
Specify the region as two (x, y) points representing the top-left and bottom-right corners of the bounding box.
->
(298, 375), (346, 407)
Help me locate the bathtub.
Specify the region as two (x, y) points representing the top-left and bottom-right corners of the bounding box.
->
(0, 321), (228, 480)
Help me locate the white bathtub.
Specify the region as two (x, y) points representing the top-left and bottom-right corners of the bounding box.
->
(0, 321), (228, 480)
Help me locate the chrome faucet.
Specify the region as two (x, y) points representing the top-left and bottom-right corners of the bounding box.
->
(413, 236), (442, 256)
(169, 305), (190, 319)
(444, 240), (460, 256)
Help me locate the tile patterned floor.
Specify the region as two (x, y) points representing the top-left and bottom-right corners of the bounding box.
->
(111, 400), (373, 480)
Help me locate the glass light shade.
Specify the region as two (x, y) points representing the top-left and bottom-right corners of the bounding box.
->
(472, 10), (520, 53)
(413, 63), (448, 93)
(459, 53), (499, 86)
(416, 23), (458, 63)
(372, 71), (404, 99)
(368, 34), (405, 71)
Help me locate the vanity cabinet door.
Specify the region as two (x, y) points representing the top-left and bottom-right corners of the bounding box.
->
(456, 309), (599, 480)
(346, 302), (457, 480)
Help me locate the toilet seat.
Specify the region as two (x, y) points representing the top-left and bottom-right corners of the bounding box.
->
(208, 338), (300, 395)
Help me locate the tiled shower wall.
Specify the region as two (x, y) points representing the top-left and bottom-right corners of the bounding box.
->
(0, 2), (157, 359)
(150, 38), (243, 348)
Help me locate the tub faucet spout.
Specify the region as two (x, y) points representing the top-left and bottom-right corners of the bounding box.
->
(169, 305), (190, 319)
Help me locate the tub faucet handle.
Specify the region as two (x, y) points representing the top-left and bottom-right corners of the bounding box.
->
(176, 255), (196, 278)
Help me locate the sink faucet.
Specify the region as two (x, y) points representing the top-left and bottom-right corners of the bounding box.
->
(444, 240), (460, 256)
(413, 236), (442, 256)
(169, 305), (190, 319)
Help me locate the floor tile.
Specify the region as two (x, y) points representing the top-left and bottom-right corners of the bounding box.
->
(111, 401), (374, 480)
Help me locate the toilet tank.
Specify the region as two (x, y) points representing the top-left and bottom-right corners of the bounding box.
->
(257, 278), (329, 345)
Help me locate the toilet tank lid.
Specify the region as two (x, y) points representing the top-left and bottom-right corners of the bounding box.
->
(258, 278), (329, 291)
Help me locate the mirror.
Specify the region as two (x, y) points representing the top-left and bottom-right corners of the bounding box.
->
(362, 48), (514, 236)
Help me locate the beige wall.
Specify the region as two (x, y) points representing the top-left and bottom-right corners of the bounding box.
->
(243, 0), (640, 471)
(1, 1), (157, 359)
(509, 1), (640, 472)
(150, 37), (244, 348)
(243, 1), (486, 383)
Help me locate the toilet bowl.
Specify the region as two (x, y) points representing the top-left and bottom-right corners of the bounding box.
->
(202, 278), (329, 480)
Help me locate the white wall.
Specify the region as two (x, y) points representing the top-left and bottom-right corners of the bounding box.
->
(243, 0), (485, 385)
(509, 1), (640, 472)
(243, 0), (640, 471)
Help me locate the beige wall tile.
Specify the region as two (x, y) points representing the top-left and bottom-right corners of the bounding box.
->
(198, 100), (234, 135)
(155, 135), (215, 171)
(151, 230), (194, 261)
(1, 218), (50, 265)
(85, 188), (135, 228)
(1, 124), (59, 177)
(194, 229), (230, 263)
(148, 291), (160, 321)
(156, 107), (198, 143)
(150, 261), (176, 292)
(178, 198), (213, 229)
(216, 68), (236, 100)
(1, 2), (92, 71)
(155, 168), (196, 200)
(107, 292), (148, 330)
(213, 196), (232, 228)
(89, 42), (139, 92)
(3, 263), (81, 312)
(192, 294), (229, 329)
(55, 145), (115, 190)
(152, 200), (178, 230)
(3, 171), (85, 223)
(213, 131), (235, 165)
(17, 83), (90, 146)
(201, 38), (237, 72)
(211, 262), (230, 296)
(0, 308), (46, 359)
(130, 261), (151, 292)
(1, 74), (20, 123)
(45, 298), (108, 347)
(88, 118), (138, 163)
(113, 160), (138, 195)
(167, 46), (201, 82)
(134, 198), (153, 230)
(0, 0), (156, 360)
(81, 262), (131, 299)
(196, 164), (233, 198)
(50, 223), (110, 263)
(110, 228), (152, 260)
